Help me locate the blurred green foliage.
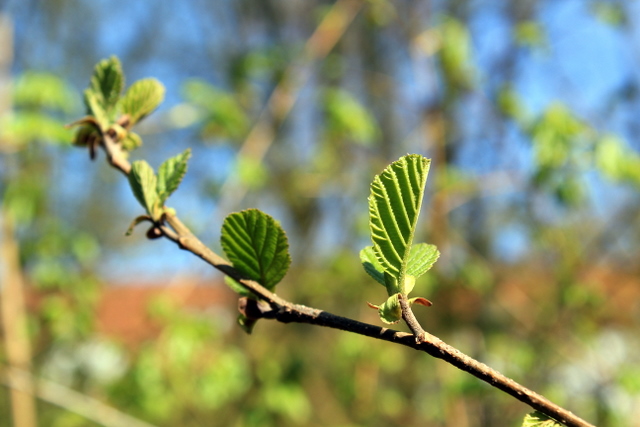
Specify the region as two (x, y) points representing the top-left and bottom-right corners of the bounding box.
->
(2, 1), (640, 427)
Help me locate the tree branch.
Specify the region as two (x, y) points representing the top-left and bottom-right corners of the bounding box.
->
(95, 135), (595, 427)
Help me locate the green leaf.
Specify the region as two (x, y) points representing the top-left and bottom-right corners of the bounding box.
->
(89, 56), (124, 111)
(121, 131), (143, 151)
(368, 292), (432, 324)
(359, 246), (385, 286)
(83, 89), (110, 129)
(119, 78), (165, 125)
(520, 411), (564, 427)
(371, 294), (402, 324)
(221, 209), (291, 290)
(224, 276), (255, 298)
(157, 148), (191, 204)
(83, 57), (124, 128)
(406, 243), (440, 279)
(368, 154), (431, 287)
(128, 161), (160, 220)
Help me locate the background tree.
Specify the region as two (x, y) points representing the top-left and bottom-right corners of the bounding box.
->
(1, 1), (640, 426)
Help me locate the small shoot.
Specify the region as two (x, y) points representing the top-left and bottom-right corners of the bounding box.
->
(221, 209), (291, 332)
(68, 56), (165, 157)
(360, 154), (440, 324)
(127, 149), (191, 232)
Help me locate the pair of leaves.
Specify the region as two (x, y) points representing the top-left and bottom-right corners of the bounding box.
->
(360, 154), (440, 323)
(361, 243), (438, 295)
(128, 149), (191, 220)
(220, 209), (291, 333)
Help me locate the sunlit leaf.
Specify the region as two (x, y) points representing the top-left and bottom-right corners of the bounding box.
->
(221, 209), (291, 290)
(128, 160), (160, 219)
(520, 411), (564, 427)
(119, 78), (165, 125)
(89, 56), (124, 112)
(157, 148), (191, 204)
(406, 243), (440, 279)
(368, 154), (430, 283)
(82, 57), (124, 129)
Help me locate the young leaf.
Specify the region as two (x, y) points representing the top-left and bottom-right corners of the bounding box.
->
(157, 148), (191, 204)
(83, 89), (110, 129)
(89, 56), (124, 112)
(128, 160), (160, 220)
(121, 131), (142, 151)
(521, 411), (564, 427)
(368, 154), (431, 284)
(368, 294), (402, 324)
(406, 243), (440, 279)
(119, 78), (165, 125)
(360, 246), (385, 286)
(221, 209), (291, 290)
(368, 293), (433, 324)
(83, 57), (124, 129)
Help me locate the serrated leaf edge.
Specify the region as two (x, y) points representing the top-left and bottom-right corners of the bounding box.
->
(368, 154), (430, 288)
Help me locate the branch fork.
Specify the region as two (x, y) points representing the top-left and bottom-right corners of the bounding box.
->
(77, 125), (596, 427)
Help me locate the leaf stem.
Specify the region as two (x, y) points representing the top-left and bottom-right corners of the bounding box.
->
(96, 137), (595, 427)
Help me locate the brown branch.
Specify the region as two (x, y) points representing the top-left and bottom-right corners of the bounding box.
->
(94, 136), (595, 427)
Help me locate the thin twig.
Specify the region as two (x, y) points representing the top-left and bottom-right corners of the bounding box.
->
(95, 136), (595, 427)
